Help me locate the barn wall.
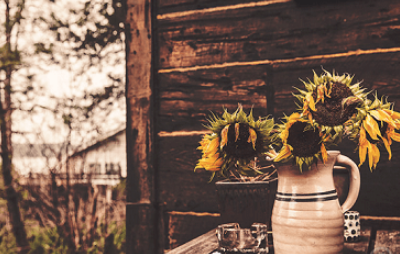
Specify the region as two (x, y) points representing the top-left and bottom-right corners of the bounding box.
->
(152, 0), (400, 249)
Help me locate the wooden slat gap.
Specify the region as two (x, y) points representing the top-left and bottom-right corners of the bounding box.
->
(157, 0), (290, 20)
(361, 215), (400, 222)
(158, 47), (400, 74)
(158, 130), (211, 137)
(168, 211), (220, 217)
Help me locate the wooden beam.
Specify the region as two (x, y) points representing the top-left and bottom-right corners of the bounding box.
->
(125, 0), (159, 253)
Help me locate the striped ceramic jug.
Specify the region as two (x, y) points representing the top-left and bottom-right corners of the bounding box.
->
(271, 150), (360, 254)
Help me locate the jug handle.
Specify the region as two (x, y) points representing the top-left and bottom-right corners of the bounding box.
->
(336, 154), (361, 213)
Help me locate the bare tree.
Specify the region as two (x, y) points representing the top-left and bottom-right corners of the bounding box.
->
(0, 0), (30, 253)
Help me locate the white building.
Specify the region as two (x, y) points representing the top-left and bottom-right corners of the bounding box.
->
(16, 128), (126, 188)
(68, 128), (127, 187)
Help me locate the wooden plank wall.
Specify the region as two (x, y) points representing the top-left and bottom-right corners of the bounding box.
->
(154, 0), (400, 249)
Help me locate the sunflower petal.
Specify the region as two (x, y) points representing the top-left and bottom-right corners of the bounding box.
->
(321, 143), (328, 163)
(382, 137), (392, 160)
(305, 93), (316, 111)
(316, 85), (325, 103)
(368, 143), (380, 170)
(363, 114), (381, 140)
(220, 125), (229, 149)
(248, 127), (257, 150)
(370, 109), (396, 128)
(274, 145), (292, 162)
(358, 128), (368, 167)
(390, 131), (400, 142)
(368, 143), (381, 169)
(383, 109), (400, 120)
(235, 123), (240, 142)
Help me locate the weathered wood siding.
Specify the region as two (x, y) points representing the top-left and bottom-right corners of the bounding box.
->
(149, 0), (400, 249)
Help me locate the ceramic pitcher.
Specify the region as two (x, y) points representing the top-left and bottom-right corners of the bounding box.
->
(271, 150), (360, 254)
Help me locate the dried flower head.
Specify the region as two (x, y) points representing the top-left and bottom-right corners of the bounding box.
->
(195, 104), (276, 179)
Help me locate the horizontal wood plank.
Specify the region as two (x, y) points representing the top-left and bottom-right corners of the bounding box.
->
(343, 228), (371, 254)
(158, 135), (220, 212)
(157, 51), (400, 132)
(167, 225), (372, 254)
(157, 0), (286, 15)
(374, 230), (400, 254)
(158, 0), (400, 69)
(167, 211), (220, 249)
(157, 64), (272, 132)
(272, 52), (400, 117)
(166, 229), (218, 254)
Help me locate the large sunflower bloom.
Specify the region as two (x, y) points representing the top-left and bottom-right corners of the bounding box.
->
(294, 70), (367, 141)
(274, 113), (329, 171)
(195, 104), (276, 178)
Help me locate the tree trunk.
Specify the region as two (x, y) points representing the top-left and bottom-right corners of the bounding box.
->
(0, 1), (30, 253)
(63, 129), (76, 253)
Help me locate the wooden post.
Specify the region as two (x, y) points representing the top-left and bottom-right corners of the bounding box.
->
(125, 0), (158, 253)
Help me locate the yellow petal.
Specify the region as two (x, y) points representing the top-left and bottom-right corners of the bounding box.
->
(383, 109), (400, 120)
(370, 110), (396, 128)
(382, 137), (392, 160)
(321, 143), (328, 163)
(305, 93), (316, 111)
(204, 137), (219, 156)
(316, 85), (325, 103)
(304, 110), (313, 124)
(280, 129), (289, 143)
(220, 125), (229, 149)
(325, 84), (332, 98)
(390, 131), (400, 142)
(358, 128), (368, 167)
(288, 112), (302, 122)
(197, 153), (223, 171)
(247, 127), (257, 150)
(363, 114), (381, 140)
(274, 145), (292, 162)
(368, 143), (380, 170)
(235, 123), (240, 142)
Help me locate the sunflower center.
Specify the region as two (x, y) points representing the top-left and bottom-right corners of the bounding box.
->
(287, 121), (321, 157)
(312, 82), (360, 126)
(223, 123), (259, 159)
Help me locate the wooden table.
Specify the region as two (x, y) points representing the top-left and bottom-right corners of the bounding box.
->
(167, 225), (400, 254)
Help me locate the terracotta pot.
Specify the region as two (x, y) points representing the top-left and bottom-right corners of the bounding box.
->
(215, 179), (277, 228)
(271, 150), (360, 254)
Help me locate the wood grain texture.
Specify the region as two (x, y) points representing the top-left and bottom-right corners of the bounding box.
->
(157, 51), (400, 132)
(343, 228), (371, 254)
(157, 64), (272, 132)
(157, 0), (285, 14)
(167, 211), (220, 249)
(166, 226), (372, 253)
(158, 0), (400, 69)
(125, 0), (159, 253)
(158, 135), (220, 212)
(374, 230), (400, 254)
(166, 229), (218, 254)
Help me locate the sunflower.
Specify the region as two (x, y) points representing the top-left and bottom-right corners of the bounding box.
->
(195, 104), (276, 178)
(274, 113), (330, 171)
(293, 69), (368, 141)
(274, 113), (329, 169)
(350, 96), (400, 170)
